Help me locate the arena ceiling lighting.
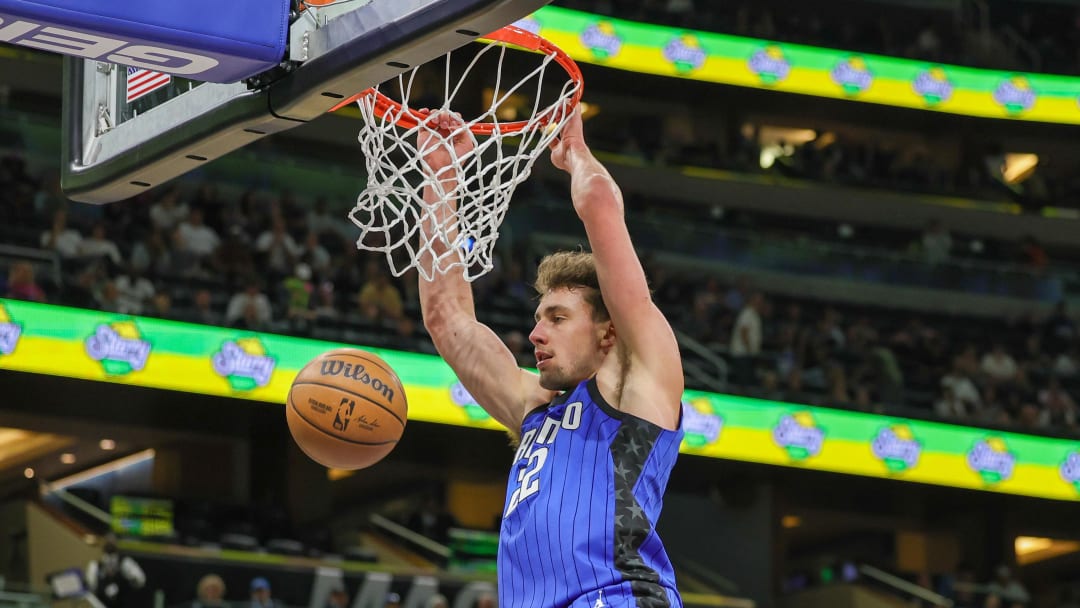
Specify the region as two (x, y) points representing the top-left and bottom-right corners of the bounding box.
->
(1002, 153), (1039, 184)
(1015, 536), (1080, 565)
(0, 427), (75, 471)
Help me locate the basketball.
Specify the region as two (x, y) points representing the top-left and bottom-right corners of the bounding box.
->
(286, 348), (407, 470)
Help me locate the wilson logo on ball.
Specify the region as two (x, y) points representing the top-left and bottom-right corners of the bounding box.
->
(319, 360), (396, 402)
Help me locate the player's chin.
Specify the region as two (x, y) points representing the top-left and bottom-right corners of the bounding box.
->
(538, 370), (576, 392)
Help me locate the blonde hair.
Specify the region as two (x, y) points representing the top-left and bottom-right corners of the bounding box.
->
(533, 251), (608, 322)
(196, 574), (226, 600)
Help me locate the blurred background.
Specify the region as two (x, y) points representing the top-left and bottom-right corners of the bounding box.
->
(3, 0), (1080, 607)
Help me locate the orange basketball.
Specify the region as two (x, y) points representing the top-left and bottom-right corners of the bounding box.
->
(286, 348), (407, 469)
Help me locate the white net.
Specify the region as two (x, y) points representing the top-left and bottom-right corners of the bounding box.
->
(348, 31), (581, 281)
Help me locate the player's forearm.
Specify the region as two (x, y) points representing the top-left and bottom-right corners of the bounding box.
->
(567, 152), (620, 214)
(418, 181), (476, 332)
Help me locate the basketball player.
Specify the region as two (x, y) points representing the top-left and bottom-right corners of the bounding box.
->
(417, 107), (684, 608)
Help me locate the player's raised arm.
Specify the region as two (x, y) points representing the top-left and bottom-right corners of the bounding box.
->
(549, 108), (683, 429)
(416, 112), (556, 432)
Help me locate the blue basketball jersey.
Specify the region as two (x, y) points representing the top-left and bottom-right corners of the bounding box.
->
(497, 378), (684, 608)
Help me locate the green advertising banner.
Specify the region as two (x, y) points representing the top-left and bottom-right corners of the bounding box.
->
(523, 6), (1080, 125)
(2, 299), (1079, 501)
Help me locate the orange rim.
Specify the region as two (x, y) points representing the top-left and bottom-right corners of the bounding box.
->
(329, 24), (584, 136)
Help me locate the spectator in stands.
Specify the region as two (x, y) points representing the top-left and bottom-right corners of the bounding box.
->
(981, 342), (1020, 386)
(183, 288), (223, 326)
(40, 208), (82, 258)
(283, 263), (316, 330)
(95, 280), (122, 313)
(921, 219), (952, 265)
(942, 355), (983, 413)
(4, 261), (46, 303)
(226, 278), (274, 330)
(730, 291), (765, 388)
(148, 292), (172, 319)
(255, 215), (302, 279)
(248, 577), (278, 608)
(313, 281), (339, 321)
(384, 592), (402, 608)
(325, 583), (348, 608)
(85, 533), (146, 608)
(1044, 301), (1076, 355)
(1054, 346), (1079, 377)
(77, 222), (123, 267)
(475, 594), (496, 608)
(357, 261), (404, 324)
(306, 197), (346, 240)
(724, 275), (750, 314)
(1038, 376), (1078, 429)
(301, 231), (332, 277)
(985, 566), (1030, 606)
(177, 208), (222, 261)
(113, 265), (156, 315)
(192, 574), (230, 608)
(149, 186), (189, 233)
(935, 385), (968, 420)
(425, 595), (449, 608)
(692, 277), (724, 338)
(213, 226), (256, 285)
(129, 229), (172, 279)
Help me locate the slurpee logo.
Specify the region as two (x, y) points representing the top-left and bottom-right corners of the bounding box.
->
(871, 424), (922, 472)
(580, 21), (622, 60)
(663, 34), (706, 73)
(512, 16), (542, 35)
(747, 45), (790, 85)
(773, 411), (825, 460)
(85, 320), (151, 375)
(450, 381), (490, 421)
(0, 304), (21, 355)
(1060, 451), (1080, 492)
(967, 437), (1016, 484)
(913, 66), (954, 105)
(993, 76), (1036, 114)
(831, 56), (873, 95)
(681, 398), (723, 448)
(212, 338), (275, 391)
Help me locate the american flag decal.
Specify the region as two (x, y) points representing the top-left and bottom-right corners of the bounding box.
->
(126, 66), (171, 103)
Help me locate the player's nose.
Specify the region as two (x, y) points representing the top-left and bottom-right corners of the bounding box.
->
(529, 323), (547, 346)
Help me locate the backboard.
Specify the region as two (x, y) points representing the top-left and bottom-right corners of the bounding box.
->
(60, 0), (550, 204)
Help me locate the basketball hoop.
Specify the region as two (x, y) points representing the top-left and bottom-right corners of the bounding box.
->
(341, 24), (584, 282)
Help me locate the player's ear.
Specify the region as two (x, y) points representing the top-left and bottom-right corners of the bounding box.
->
(598, 321), (616, 350)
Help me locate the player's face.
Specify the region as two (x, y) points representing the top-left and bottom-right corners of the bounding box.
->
(530, 287), (611, 391)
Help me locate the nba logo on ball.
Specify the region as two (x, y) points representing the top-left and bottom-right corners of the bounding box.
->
(0, 304), (22, 356)
(287, 348), (408, 470)
(212, 338), (276, 391)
